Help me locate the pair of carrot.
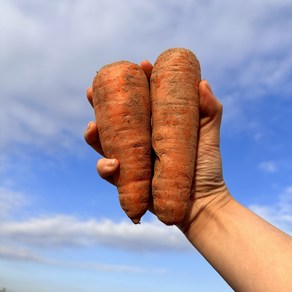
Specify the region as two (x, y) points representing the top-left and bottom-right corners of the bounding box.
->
(92, 48), (201, 225)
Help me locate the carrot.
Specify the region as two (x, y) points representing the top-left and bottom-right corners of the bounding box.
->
(150, 48), (201, 225)
(92, 61), (151, 224)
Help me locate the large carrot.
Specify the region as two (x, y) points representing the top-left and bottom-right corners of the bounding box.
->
(92, 61), (151, 224)
(150, 48), (201, 225)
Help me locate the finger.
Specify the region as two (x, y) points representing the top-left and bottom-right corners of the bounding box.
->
(87, 87), (93, 108)
(97, 157), (119, 185)
(198, 80), (223, 146)
(199, 80), (223, 122)
(140, 60), (153, 80)
(84, 121), (105, 156)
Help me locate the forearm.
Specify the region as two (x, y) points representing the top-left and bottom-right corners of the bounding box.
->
(184, 190), (292, 291)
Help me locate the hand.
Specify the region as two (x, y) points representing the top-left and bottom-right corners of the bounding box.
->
(84, 61), (231, 231)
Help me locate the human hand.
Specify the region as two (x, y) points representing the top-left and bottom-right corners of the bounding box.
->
(84, 61), (230, 231)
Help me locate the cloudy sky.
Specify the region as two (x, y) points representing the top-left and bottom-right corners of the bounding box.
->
(1, 0), (292, 291)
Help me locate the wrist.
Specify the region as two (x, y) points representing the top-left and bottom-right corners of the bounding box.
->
(178, 184), (233, 238)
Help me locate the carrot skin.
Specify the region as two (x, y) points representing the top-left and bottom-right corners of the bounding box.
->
(151, 48), (201, 225)
(92, 61), (151, 224)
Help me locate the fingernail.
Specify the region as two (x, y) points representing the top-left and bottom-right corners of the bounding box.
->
(106, 159), (116, 167)
(87, 121), (94, 129)
(205, 80), (213, 94)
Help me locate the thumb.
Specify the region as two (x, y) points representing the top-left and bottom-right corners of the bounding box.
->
(199, 80), (223, 121)
(96, 158), (119, 185)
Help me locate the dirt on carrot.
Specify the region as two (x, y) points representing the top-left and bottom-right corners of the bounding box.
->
(92, 61), (152, 224)
(150, 48), (201, 225)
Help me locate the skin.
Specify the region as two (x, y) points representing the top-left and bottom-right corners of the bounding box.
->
(84, 61), (292, 291)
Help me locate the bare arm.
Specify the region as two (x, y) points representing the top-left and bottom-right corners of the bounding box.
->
(184, 190), (292, 291)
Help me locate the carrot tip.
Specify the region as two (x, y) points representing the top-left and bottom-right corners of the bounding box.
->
(131, 218), (141, 224)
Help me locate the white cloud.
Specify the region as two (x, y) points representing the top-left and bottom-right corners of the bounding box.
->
(258, 161), (277, 173)
(0, 214), (186, 273)
(0, 187), (28, 218)
(70, 261), (166, 274)
(0, 179), (188, 256)
(249, 186), (292, 235)
(0, 244), (165, 274)
(0, 244), (45, 263)
(1, 0), (292, 158)
(0, 216), (189, 252)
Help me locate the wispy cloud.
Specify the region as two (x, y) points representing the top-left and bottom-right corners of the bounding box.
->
(0, 186), (175, 271)
(0, 214), (180, 273)
(69, 261), (166, 274)
(249, 186), (292, 235)
(1, 0), (291, 157)
(0, 187), (28, 218)
(0, 244), (46, 263)
(258, 161), (277, 173)
(0, 216), (189, 252)
(0, 244), (165, 274)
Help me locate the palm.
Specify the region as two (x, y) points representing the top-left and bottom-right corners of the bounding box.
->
(194, 115), (224, 199)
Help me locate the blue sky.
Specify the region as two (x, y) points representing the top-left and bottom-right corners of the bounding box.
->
(0, 0), (292, 291)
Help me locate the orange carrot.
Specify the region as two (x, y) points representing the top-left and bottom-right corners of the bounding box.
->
(150, 48), (201, 225)
(92, 61), (151, 224)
